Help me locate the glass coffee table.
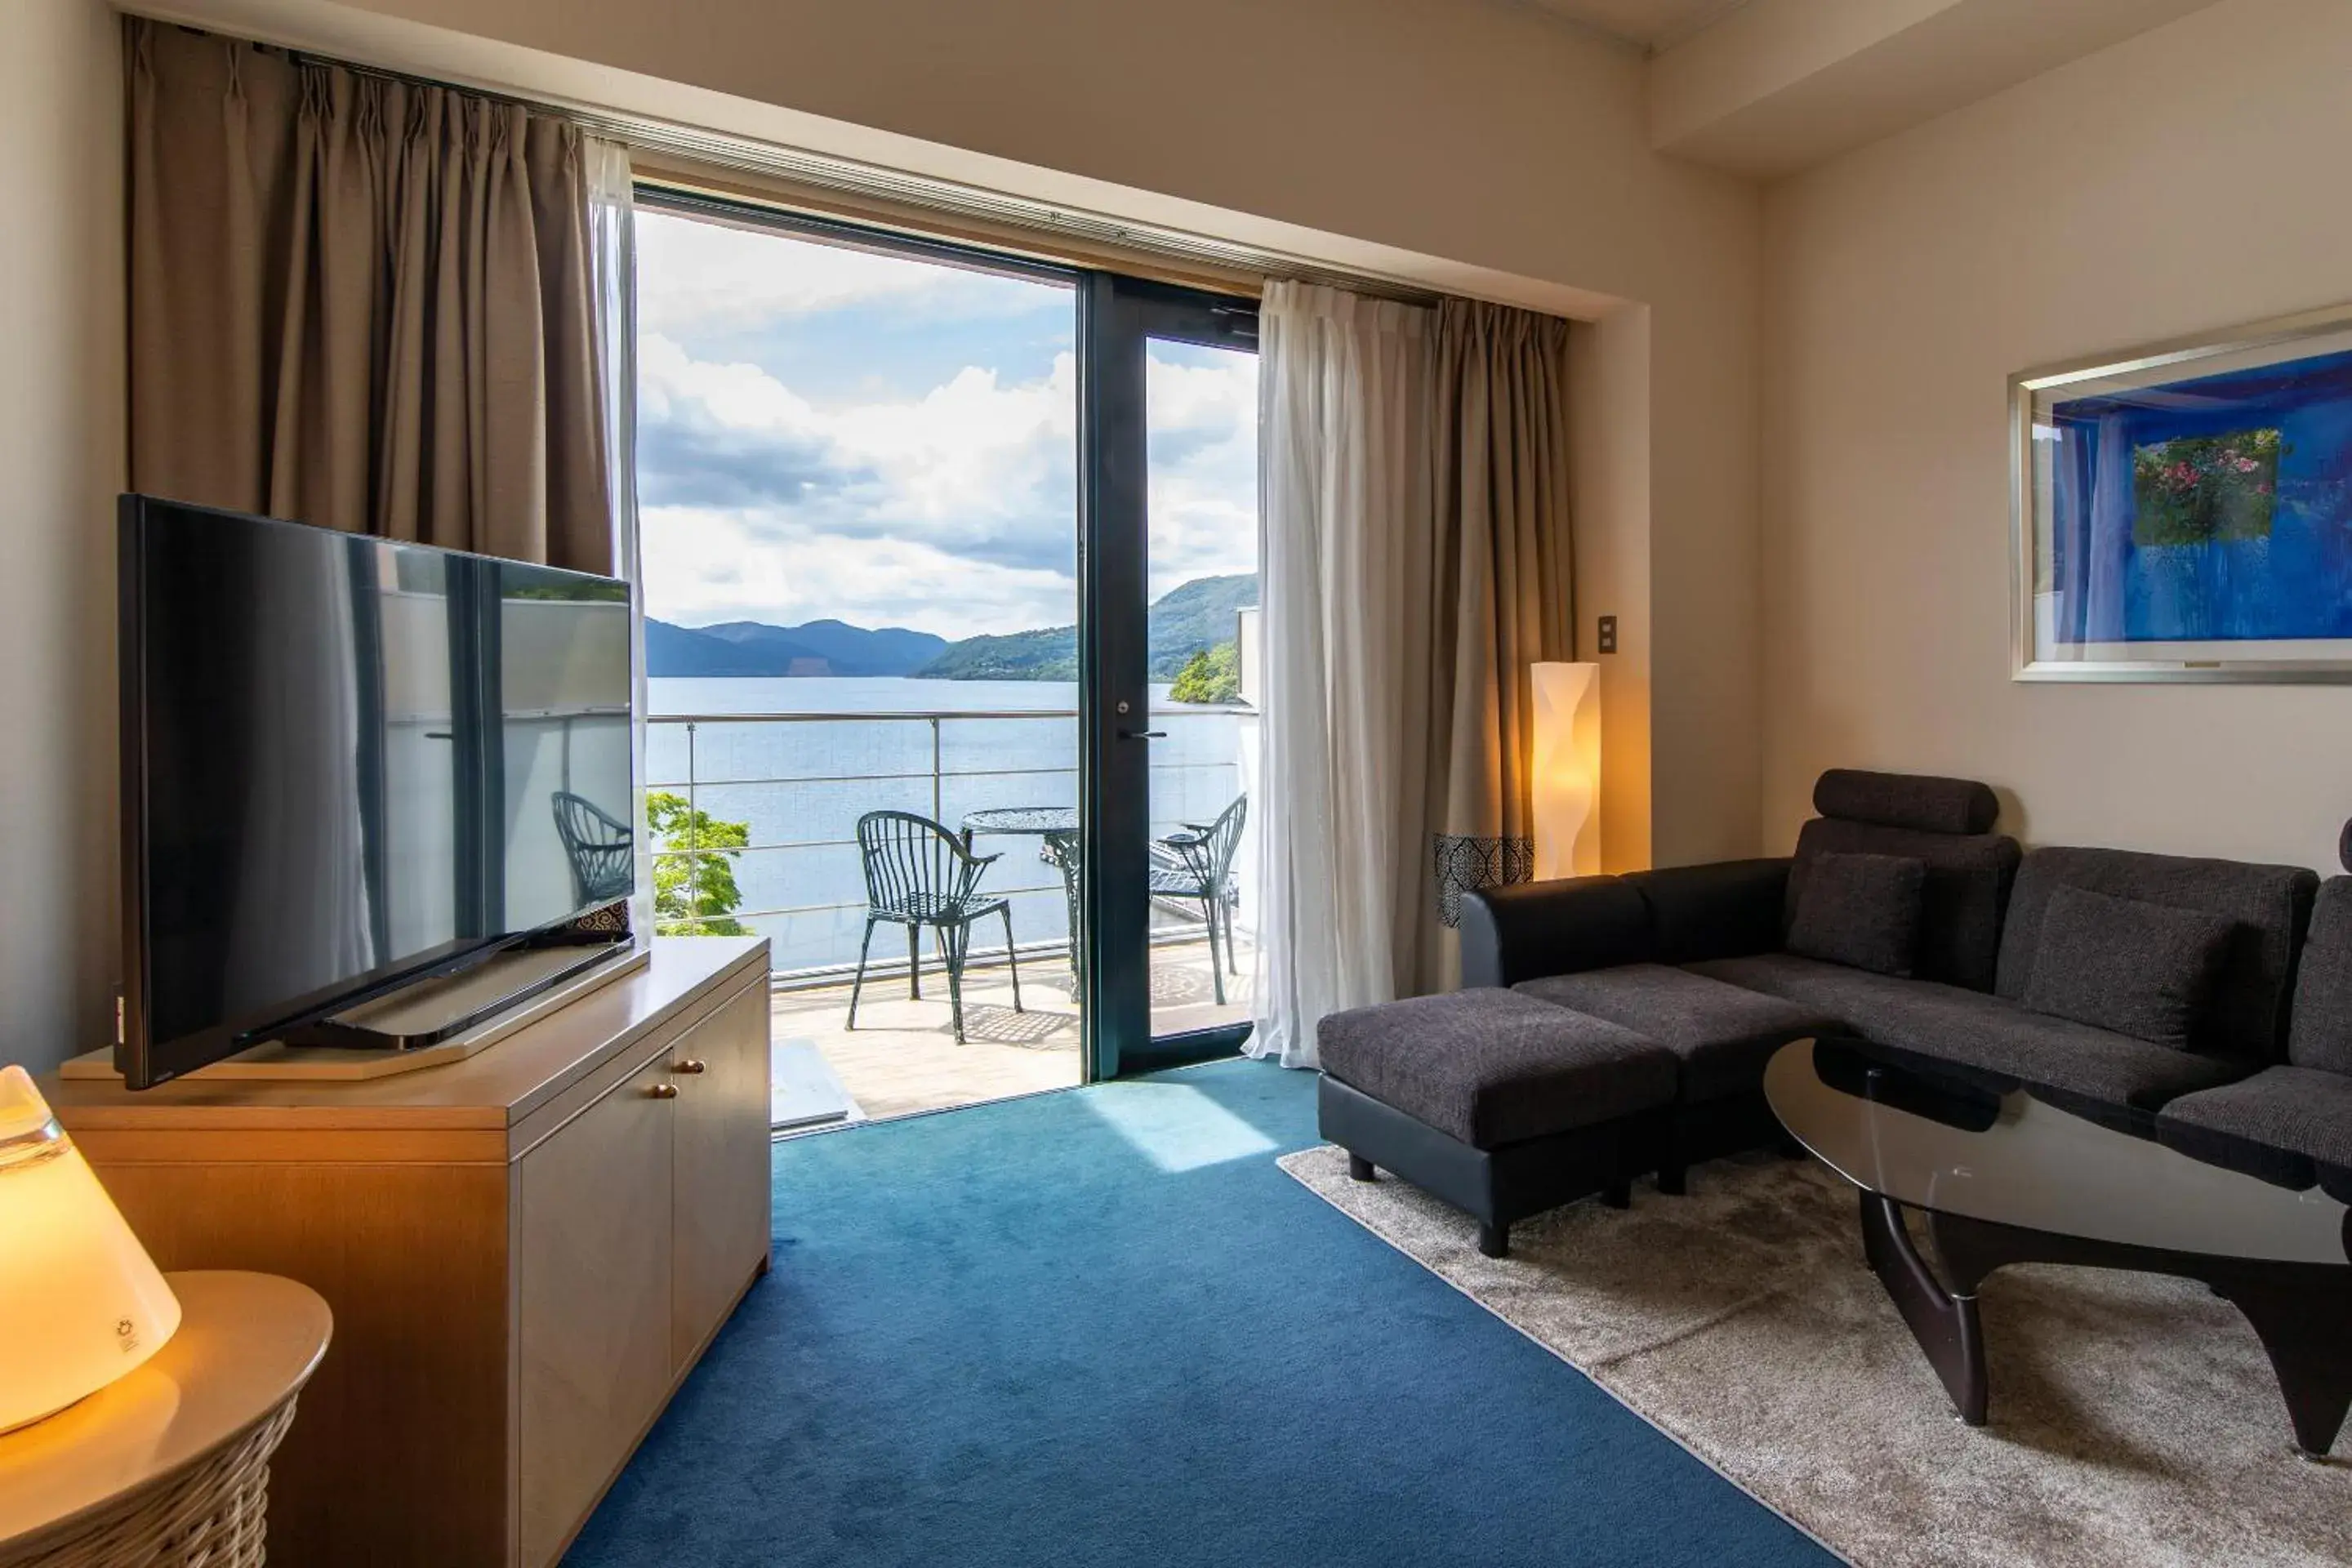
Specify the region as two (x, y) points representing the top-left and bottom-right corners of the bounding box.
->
(1764, 1037), (2352, 1457)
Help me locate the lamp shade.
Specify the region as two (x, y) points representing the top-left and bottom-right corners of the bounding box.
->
(0, 1065), (181, 1432)
(1530, 662), (1601, 880)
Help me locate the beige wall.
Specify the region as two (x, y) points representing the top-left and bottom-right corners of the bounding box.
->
(1572, 306), (1655, 872)
(165, 0), (1766, 869)
(1762, 0), (2352, 872)
(0, 0), (125, 1074)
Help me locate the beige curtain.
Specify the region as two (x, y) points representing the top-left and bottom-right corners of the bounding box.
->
(1250, 286), (1571, 1060)
(125, 19), (612, 572)
(1417, 297), (1574, 991)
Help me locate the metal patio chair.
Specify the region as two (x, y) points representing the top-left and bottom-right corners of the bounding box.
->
(552, 791), (635, 906)
(1149, 795), (1247, 1004)
(848, 809), (1022, 1044)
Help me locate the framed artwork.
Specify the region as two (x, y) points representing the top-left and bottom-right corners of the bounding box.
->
(2011, 303), (2352, 681)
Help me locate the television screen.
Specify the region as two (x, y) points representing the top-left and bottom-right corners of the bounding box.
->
(118, 496), (635, 1087)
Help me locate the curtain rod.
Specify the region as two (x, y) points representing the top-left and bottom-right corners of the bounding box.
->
(158, 17), (1441, 307)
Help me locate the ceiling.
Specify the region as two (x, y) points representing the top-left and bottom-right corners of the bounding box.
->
(1529, 0), (1752, 52)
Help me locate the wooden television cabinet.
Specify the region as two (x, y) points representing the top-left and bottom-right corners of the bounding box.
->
(46, 936), (774, 1567)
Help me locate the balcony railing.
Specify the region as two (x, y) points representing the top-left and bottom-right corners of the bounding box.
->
(645, 707), (1251, 985)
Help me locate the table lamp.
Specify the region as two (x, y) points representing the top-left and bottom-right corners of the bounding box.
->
(0, 1064), (181, 1432)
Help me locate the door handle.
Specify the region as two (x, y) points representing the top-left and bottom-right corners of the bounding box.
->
(1117, 728), (1167, 741)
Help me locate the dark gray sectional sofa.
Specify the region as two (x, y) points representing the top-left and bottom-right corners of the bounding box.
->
(1317, 768), (2340, 1256)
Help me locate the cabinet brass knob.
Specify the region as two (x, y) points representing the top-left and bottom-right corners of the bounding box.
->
(648, 1082), (679, 1100)
(675, 1058), (709, 1075)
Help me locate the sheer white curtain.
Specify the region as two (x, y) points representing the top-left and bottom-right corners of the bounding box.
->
(586, 140), (649, 938)
(1247, 283), (1441, 1067)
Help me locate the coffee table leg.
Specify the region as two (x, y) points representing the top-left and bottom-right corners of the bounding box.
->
(1922, 1205), (2352, 1459)
(1859, 1191), (1989, 1426)
(2209, 1276), (2352, 1459)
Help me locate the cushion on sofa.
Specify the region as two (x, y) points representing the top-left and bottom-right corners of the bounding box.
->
(2154, 1067), (2352, 1195)
(1784, 852), (1926, 977)
(1786, 817), (2019, 993)
(1684, 952), (2252, 1116)
(2288, 878), (2352, 1076)
(1515, 964), (1841, 1102)
(1316, 989), (1678, 1151)
(1994, 846), (2317, 1064)
(2020, 884), (2235, 1052)
(1813, 769), (2000, 836)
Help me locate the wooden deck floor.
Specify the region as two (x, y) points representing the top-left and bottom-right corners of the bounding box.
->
(768, 936), (1254, 1125)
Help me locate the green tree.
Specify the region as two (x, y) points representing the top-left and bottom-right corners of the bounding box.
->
(648, 790), (751, 936)
(1168, 641), (1241, 704)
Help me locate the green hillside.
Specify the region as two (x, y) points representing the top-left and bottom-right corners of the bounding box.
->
(915, 625), (1078, 681)
(1144, 573), (1257, 678)
(915, 572), (1258, 682)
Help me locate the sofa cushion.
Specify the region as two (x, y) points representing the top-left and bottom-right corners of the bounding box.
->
(1814, 768), (2000, 836)
(2154, 1067), (2352, 1196)
(1515, 964), (1841, 1103)
(1995, 846), (2318, 1065)
(1316, 990), (1678, 1151)
(1787, 817), (2019, 993)
(2020, 885), (2235, 1052)
(1784, 852), (1926, 977)
(1684, 952), (2251, 1116)
(2289, 879), (2352, 1076)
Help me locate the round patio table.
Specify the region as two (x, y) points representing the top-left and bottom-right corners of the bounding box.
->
(958, 806), (1078, 843)
(960, 808), (1081, 964)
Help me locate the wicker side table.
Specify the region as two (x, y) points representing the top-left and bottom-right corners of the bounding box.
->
(0, 1272), (331, 1568)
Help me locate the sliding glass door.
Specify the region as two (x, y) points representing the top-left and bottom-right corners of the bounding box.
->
(1080, 278), (1261, 1078)
(635, 194), (1089, 1125)
(633, 193), (1256, 1104)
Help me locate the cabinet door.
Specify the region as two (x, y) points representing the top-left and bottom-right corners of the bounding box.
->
(518, 1049), (675, 1568)
(670, 975), (775, 1369)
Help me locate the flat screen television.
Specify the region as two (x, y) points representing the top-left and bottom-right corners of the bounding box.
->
(117, 496), (636, 1089)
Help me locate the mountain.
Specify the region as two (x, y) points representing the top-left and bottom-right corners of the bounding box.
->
(647, 574), (1258, 682)
(914, 626), (1077, 681)
(645, 618), (813, 677)
(915, 573), (1258, 681)
(728, 619), (948, 675)
(645, 617), (947, 678)
(1143, 573), (1257, 678)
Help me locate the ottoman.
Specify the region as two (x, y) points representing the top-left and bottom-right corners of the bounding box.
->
(1316, 989), (1680, 1257)
(1515, 964), (1839, 1192)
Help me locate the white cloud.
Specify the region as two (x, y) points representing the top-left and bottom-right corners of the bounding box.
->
(637, 209), (1059, 340)
(639, 332), (1081, 635)
(633, 265), (1260, 638)
(641, 506), (1080, 639)
(1145, 348), (1260, 596)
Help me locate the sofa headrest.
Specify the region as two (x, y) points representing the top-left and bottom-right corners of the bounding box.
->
(2340, 818), (2352, 874)
(1814, 769), (1999, 837)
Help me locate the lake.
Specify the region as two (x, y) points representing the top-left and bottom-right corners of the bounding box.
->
(645, 677), (1251, 973)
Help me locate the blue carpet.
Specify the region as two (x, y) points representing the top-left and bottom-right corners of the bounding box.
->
(567, 1059), (1834, 1566)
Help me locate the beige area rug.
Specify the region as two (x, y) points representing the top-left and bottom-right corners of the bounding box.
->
(1280, 1144), (2352, 1568)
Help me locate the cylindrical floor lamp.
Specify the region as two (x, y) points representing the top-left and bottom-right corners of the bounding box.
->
(1530, 662), (1601, 880)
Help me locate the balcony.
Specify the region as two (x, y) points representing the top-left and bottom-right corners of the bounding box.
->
(646, 707), (1257, 1125)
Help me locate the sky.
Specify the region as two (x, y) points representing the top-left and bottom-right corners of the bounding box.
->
(635, 210), (1258, 640)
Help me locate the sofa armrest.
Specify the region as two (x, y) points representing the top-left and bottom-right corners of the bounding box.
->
(1625, 858), (1793, 964)
(1459, 875), (1652, 990)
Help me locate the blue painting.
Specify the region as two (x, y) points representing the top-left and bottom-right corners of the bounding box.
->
(2046, 347), (2352, 646)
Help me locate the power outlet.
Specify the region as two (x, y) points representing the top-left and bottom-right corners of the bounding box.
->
(1597, 615), (1618, 655)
